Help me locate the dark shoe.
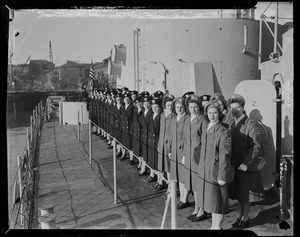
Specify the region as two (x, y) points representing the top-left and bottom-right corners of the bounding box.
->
(120, 156), (128, 161)
(129, 160), (138, 166)
(101, 137), (107, 140)
(107, 145), (113, 149)
(137, 170), (146, 176)
(151, 183), (159, 189)
(145, 176), (157, 183)
(97, 133), (101, 136)
(232, 218), (241, 228)
(177, 201), (189, 209)
(236, 219), (250, 229)
(116, 152), (122, 157)
(92, 131), (97, 135)
(154, 184), (167, 192)
(187, 213), (197, 220)
(126, 160), (135, 165)
(192, 212), (208, 222)
(136, 167), (141, 172)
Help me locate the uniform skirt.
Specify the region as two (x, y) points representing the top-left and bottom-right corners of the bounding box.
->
(229, 170), (265, 202)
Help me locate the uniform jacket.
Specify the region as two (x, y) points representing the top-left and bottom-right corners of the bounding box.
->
(121, 103), (134, 149)
(131, 106), (144, 156)
(141, 109), (154, 162)
(157, 112), (176, 172)
(114, 103), (123, 142)
(182, 114), (207, 189)
(229, 115), (262, 170)
(197, 121), (232, 214)
(147, 111), (163, 170)
(169, 113), (189, 181)
(96, 97), (101, 127)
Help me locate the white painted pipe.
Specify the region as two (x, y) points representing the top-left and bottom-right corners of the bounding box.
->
(113, 138), (117, 204)
(89, 120), (92, 165)
(170, 180), (177, 229)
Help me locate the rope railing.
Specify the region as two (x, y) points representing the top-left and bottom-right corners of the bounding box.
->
(8, 101), (44, 230)
(87, 119), (177, 229)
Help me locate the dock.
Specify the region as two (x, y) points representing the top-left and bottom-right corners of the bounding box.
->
(33, 119), (293, 234)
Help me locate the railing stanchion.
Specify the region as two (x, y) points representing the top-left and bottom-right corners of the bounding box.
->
(170, 180), (177, 229)
(113, 137), (117, 204)
(77, 110), (80, 142)
(160, 191), (171, 229)
(89, 120), (92, 165)
(17, 155), (24, 226)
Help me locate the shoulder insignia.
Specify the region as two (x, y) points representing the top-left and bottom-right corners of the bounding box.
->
(227, 137), (231, 145)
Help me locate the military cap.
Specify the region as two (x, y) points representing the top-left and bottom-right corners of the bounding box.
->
(182, 91), (195, 99)
(151, 97), (162, 106)
(199, 94), (211, 102)
(227, 94), (245, 107)
(123, 91), (132, 99)
(114, 93), (123, 99)
(210, 92), (225, 101)
(140, 91), (150, 97)
(162, 94), (175, 104)
(152, 90), (164, 98)
(142, 95), (152, 102)
(134, 95), (144, 103)
(110, 90), (117, 96)
(186, 94), (202, 108)
(122, 87), (129, 91)
(130, 90), (139, 96)
(204, 99), (222, 114)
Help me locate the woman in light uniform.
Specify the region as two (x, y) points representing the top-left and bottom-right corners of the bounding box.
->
(168, 97), (190, 204)
(196, 100), (232, 229)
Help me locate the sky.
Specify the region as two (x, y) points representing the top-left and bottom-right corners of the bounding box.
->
(9, 2), (293, 67)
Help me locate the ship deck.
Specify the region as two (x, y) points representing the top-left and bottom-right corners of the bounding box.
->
(33, 119), (293, 235)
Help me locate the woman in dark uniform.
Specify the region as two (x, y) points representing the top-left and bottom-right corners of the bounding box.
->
(138, 94), (153, 176)
(228, 94), (265, 229)
(113, 93), (124, 156)
(128, 94), (144, 166)
(107, 90), (116, 149)
(145, 97), (163, 184)
(120, 91), (134, 160)
(197, 100), (232, 229)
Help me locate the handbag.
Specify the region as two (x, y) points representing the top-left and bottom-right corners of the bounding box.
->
(210, 127), (235, 184)
(246, 120), (267, 172)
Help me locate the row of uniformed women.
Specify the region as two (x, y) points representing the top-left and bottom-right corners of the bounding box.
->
(88, 88), (265, 230)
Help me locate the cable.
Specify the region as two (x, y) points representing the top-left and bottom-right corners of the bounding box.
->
(260, 2), (273, 18)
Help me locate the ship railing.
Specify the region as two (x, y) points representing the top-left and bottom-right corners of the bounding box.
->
(8, 101), (43, 230)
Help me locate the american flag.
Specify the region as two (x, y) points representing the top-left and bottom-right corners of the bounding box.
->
(89, 62), (95, 80)
(89, 61), (95, 89)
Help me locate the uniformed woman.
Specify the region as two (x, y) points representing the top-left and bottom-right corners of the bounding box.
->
(120, 91), (134, 160)
(182, 94), (207, 219)
(145, 97), (163, 184)
(113, 92), (124, 156)
(227, 94), (265, 229)
(211, 93), (234, 128)
(196, 100), (232, 229)
(168, 97), (189, 203)
(155, 94), (176, 192)
(128, 94), (144, 166)
(107, 90), (116, 149)
(138, 94), (153, 176)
